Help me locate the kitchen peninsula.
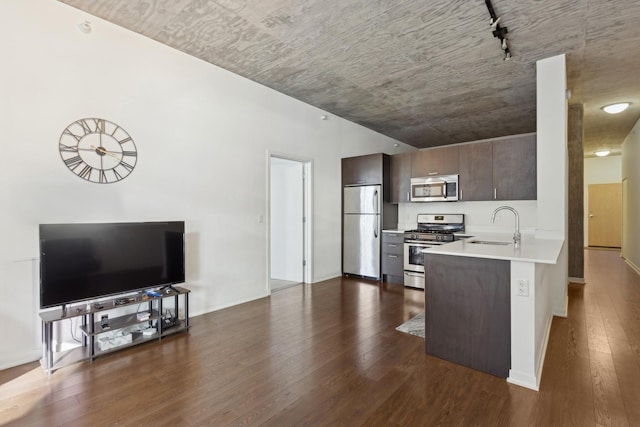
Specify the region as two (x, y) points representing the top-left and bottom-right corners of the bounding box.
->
(422, 234), (564, 391)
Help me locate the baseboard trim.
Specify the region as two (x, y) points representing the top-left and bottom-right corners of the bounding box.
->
(507, 371), (539, 391)
(569, 276), (585, 284)
(624, 258), (640, 276)
(0, 349), (41, 371)
(553, 292), (568, 318)
(311, 274), (342, 284)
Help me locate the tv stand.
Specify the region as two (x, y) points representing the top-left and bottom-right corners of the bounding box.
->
(159, 284), (180, 294)
(39, 286), (190, 374)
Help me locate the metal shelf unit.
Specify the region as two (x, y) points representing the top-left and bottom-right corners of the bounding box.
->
(40, 286), (190, 373)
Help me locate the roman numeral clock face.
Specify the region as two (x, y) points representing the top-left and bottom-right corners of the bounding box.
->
(59, 118), (137, 183)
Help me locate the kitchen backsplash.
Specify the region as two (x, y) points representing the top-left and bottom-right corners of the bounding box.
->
(397, 200), (538, 235)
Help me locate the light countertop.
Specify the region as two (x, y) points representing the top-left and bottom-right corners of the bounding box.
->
(421, 232), (564, 264)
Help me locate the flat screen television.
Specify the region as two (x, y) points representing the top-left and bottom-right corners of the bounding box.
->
(39, 221), (185, 309)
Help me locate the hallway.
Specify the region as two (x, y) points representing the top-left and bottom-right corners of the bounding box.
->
(532, 249), (640, 425)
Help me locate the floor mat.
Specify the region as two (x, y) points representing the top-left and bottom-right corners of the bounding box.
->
(395, 312), (424, 338)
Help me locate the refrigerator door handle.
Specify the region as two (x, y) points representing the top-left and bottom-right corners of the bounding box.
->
(374, 215), (379, 238)
(373, 189), (379, 213)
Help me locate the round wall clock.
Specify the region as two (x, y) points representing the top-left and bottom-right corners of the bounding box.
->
(59, 118), (137, 184)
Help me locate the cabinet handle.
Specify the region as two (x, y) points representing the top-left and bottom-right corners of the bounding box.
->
(407, 191), (410, 201)
(494, 188), (497, 199)
(460, 189), (463, 200)
(388, 255), (398, 258)
(428, 172), (438, 176)
(388, 244), (398, 248)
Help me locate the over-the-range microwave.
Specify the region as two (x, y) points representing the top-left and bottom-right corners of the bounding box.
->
(410, 174), (459, 202)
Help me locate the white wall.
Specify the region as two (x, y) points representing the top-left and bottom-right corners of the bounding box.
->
(270, 158), (303, 282)
(508, 54), (569, 390)
(398, 200), (538, 234)
(585, 155), (623, 183)
(536, 54), (568, 318)
(621, 119), (640, 271)
(0, 0), (413, 369)
(583, 155), (622, 245)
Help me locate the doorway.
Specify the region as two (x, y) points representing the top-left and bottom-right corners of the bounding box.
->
(588, 183), (622, 248)
(268, 155), (311, 291)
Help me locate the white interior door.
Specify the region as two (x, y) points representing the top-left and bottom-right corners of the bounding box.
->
(588, 183), (622, 247)
(270, 157), (304, 289)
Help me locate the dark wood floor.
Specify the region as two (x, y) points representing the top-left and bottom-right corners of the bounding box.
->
(1, 249), (639, 426)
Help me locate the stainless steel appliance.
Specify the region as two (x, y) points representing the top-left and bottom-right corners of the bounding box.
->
(403, 213), (465, 289)
(343, 185), (382, 279)
(410, 174), (459, 202)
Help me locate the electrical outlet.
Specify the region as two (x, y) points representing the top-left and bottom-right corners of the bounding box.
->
(517, 280), (529, 297)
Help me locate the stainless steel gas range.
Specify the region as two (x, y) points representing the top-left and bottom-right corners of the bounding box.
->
(403, 214), (465, 289)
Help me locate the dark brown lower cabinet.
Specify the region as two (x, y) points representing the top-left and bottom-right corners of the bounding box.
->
(424, 254), (510, 378)
(382, 232), (404, 284)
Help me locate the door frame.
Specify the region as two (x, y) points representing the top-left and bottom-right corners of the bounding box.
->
(266, 152), (313, 293)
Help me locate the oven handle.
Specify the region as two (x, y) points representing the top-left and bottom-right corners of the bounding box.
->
(404, 240), (443, 246)
(404, 271), (424, 277)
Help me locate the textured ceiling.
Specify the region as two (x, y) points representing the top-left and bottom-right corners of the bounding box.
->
(58, 0), (640, 156)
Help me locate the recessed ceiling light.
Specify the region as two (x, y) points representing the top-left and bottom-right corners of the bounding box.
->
(602, 102), (630, 114)
(595, 150), (610, 157)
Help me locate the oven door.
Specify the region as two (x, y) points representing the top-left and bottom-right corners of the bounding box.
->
(404, 241), (433, 272)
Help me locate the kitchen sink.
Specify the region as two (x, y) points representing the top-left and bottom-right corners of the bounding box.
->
(468, 240), (511, 246)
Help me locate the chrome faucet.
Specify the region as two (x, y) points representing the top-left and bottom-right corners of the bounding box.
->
(491, 206), (521, 248)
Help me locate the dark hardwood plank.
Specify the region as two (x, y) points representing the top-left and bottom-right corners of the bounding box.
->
(0, 249), (639, 426)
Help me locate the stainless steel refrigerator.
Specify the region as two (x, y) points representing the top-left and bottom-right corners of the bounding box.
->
(343, 185), (381, 279)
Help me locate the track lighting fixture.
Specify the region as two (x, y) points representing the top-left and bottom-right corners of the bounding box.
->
(484, 0), (511, 61)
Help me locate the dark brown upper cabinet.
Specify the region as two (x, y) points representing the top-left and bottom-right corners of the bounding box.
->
(342, 153), (386, 187)
(390, 152), (412, 203)
(411, 145), (459, 178)
(357, 134), (536, 204)
(458, 142), (494, 201)
(492, 135), (537, 200)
